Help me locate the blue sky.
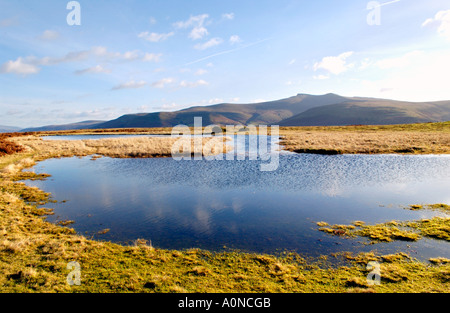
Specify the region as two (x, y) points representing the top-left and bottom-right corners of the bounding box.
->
(1, 0), (450, 127)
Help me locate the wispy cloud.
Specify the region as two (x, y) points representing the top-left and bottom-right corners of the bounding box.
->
(0, 57), (40, 75)
(150, 78), (208, 89)
(194, 38), (223, 50)
(0, 46), (162, 76)
(185, 38), (272, 66)
(179, 79), (208, 88)
(151, 78), (176, 88)
(75, 65), (111, 75)
(195, 69), (208, 76)
(174, 14), (209, 29)
(313, 75), (330, 80)
(222, 13), (235, 20)
(229, 35), (242, 45)
(122, 50), (141, 61)
(143, 53), (162, 62)
(174, 14), (210, 40)
(39, 30), (60, 41)
(375, 50), (424, 69)
(189, 26), (209, 40)
(366, 0), (401, 9)
(422, 10), (450, 40)
(112, 80), (147, 90)
(138, 31), (174, 42)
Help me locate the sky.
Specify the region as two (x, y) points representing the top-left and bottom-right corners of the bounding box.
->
(1, 0), (450, 128)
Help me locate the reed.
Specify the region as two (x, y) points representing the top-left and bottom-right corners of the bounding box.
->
(9, 135), (231, 160)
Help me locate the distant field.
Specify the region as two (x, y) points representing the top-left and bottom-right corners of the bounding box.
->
(279, 122), (450, 155)
(2, 122), (450, 157)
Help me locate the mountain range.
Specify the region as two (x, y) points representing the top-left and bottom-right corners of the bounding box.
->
(18, 93), (450, 132)
(0, 125), (22, 133)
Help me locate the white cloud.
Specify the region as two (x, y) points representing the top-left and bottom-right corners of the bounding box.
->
(375, 50), (424, 69)
(189, 26), (209, 40)
(174, 14), (210, 40)
(229, 35), (242, 44)
(179, 68), (191, 73)
(1, 47), (162, 76)
(174, 14), (209, 29)
(39, 30), (60, 41)
(0, 57), (40, 75)
(313, 75), (330, 80)
(151, 78), (176, 88)
(288, 59), (296, 65)
(359, 58), (371, 70)
(53, 108), (119, 121)
(350, 49), (450, 101)
(143, 53), (162, 62)
(155, 102), (184, 111)
(422, 10), (450, 40)
(112, 80), (147, 90)
(122, 50), (141, 61)
(195, 69), (208, 75)
(286, 80), (302, 85)
(313, 51), (354, 75)
(75, 65), (111, 75)
(138, 31), (174, 42)
(208, 98), (224, 104)
(222, 13), (235, 20)
(179, 80), (209, 88)
(194, 38), (223, 50)
(251, 99), (267, 103)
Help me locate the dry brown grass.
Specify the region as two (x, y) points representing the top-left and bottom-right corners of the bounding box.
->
(0, 133), (30, 157)
(9, 135), (231, 161)
(36, 128), (172, 136)
(279, 125), (450, 155)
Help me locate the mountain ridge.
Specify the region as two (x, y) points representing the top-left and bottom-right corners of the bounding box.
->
(19, 93), (450, 132)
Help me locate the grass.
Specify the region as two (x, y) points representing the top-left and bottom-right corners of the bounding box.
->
(279, 121), (450, 155)
(0, 133), (29, 156)
(317, 203), (450, 243)
(1, 126), (450, 292)
(10, 135), (231, 160)
(408, 203), (450, 212)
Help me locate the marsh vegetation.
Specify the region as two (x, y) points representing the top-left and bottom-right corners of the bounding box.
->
(280, 122), (450, 155)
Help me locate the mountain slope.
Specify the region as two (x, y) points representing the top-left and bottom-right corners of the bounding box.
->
(95, 93), (349, 128)
(0, 125), (21, 133)
(21, 120), (106, 132)
(279, 99), (450, 126)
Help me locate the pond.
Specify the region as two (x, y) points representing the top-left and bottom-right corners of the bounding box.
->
(25, 135), (450, 260)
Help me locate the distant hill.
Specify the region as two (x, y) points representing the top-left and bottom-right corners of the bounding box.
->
(94, 93), (349, 128)
(0, 125), (21, 133)
(279, 99), (450, 126)
(17, 93), (450, 131)
(21, 120), (106, 132)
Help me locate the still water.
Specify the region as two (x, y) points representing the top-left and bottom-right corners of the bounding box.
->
(26, 136), (450, 260)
